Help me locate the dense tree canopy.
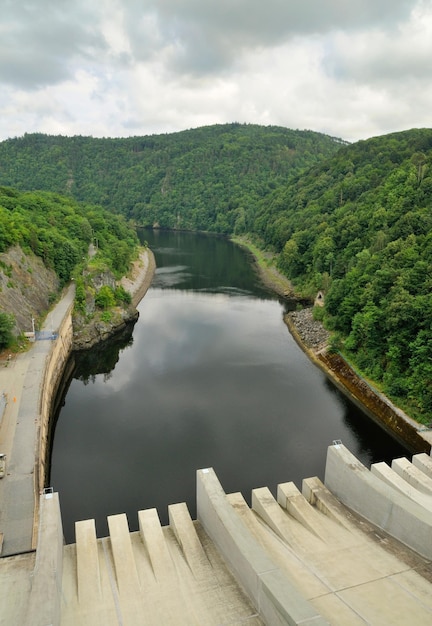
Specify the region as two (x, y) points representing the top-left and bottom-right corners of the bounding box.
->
(271, 128), (432, 421)
(0, 187), (138, 285)
(0, 124), (344, 232)
(0, 124), (431, 420)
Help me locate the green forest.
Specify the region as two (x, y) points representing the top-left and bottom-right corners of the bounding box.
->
(0, 187), (138, 282)
(0, 186), (139, 347)
(0, 124), (344, 231)
(0, 123), (431, 422)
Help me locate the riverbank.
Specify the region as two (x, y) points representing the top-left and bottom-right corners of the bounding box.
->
(119, 246), (156, 308)
(0, 248), (156, 555)
(231, 236), (295, 298)
(232, 236), (432, 455)
(285, 310), (432, 454)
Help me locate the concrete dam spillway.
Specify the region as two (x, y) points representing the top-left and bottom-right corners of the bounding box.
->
(3, 442), (432, 625)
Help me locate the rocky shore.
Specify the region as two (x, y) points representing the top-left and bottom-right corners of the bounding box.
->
(243, 246), (432, 454)
(287, 308), (330, 352)
(284, 307), (432, 454)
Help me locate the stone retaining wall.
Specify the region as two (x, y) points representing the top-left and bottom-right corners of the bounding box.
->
(37, 307), (74, 498)
(284, 312), (431, 455)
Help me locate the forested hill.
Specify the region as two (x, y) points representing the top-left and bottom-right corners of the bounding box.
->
(271, 127), (432, 421)
(1, 124), (432, 420)
(0, 186), (138, 283)
(0, 124), (345, 232)
(0, 186), (138, 347)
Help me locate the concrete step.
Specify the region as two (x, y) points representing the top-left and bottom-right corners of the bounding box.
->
(251, 486), (324, 553)
(412, 452), (432, 479)
(392, 456), (432, 495)
(138, 508), (174, 582)
(107, 513), (141, 597)
(277, 481), (326, 540)
(75, 519), (101, 603)
(302, 476), (355, 532)
(371, 461), (432, 511)
(276, 480), (356, 547)
(168, 501), (212, 579)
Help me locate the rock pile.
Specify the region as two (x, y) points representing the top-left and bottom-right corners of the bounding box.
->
(288, 308), (330, 351)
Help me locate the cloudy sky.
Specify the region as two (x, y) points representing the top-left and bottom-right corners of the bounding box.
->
(1, 0), (431, 143)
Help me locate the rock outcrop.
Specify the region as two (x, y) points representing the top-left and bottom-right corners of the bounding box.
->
(72, 307), (139, 351)
(0, 246), (59, 334)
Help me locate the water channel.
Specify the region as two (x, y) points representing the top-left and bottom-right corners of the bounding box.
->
(50, 230), (410, 543)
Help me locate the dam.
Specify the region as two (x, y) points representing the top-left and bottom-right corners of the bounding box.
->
(2, 442), (432, 625)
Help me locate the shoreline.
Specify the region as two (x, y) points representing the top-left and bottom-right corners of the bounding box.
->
(0, 248), (156, 555)
(119, 247), (156, 308)
(234, 237), (432, 455)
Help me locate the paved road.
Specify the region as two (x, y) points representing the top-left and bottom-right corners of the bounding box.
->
(0, 284), (75, 556)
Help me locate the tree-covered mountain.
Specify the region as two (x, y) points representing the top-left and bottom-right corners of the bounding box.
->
(270, 128), (432, 421)
(0, 124), (345, 232)
(0, 124), (431, 421)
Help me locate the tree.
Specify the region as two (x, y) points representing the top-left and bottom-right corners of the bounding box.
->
(95, 286), (116, 310)
(0, 312), (14, 349)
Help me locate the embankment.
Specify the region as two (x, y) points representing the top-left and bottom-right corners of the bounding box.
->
(123, 248), (156, 308)
(284, 310), (432, 455)
(232, 237), (432, 455)
(36, 250), (155, 538)
(37, 306), (74, 503)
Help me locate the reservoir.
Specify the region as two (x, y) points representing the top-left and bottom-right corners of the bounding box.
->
(50, 230), (409, 543)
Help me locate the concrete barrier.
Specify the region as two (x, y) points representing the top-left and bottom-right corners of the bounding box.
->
(38, 305), (74, 495)
(392, 457), (432, 495)
(413, 453), (432, 479)
(23, 491), (64, 626)
(325, 443), (432, 559)
(196, 467), (328, 626)
(370, 461), (432, 509)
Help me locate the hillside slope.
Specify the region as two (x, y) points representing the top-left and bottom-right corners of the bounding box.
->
(0, 186), (140, 347)
(0, 124), (345, 232)
(0, 246), (59, 335)
(269, 128), (432, 420)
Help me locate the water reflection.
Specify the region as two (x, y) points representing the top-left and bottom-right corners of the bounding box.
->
(50, 230), (410, 543)
(74, 320), (137, 384)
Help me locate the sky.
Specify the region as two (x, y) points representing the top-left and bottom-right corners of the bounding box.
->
(1, 0), (431, 143)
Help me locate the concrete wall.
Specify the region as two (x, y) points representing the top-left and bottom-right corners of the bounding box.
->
(37, 307), (74, 497)
(325, 443), (432, 560)
(196, 468), (328, 626)
(318, 352), (431, 453)
(24, 492), (64, 626)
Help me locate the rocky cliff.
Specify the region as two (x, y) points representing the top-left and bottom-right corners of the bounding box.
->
(0, 246), (60, 334)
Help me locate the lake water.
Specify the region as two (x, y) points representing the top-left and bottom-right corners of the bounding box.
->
(50, 230), (410, 543)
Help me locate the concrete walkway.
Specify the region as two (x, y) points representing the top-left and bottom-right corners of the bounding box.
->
(0, 284), (75, 556)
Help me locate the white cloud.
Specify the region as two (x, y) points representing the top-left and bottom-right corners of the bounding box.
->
(0, 0), (430, 142)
